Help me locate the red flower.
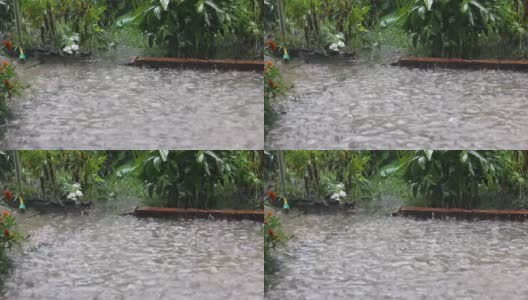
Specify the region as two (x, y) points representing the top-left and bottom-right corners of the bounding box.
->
(3, 230), (10, 237)
(266, 40), (277, 51)
(2, 61), (9, 68)
(268, 79), (276, 88)
(267, 211), (273, 217)
(266, 191), (278, 201)
(2, 40), (13, 52)
(3, 79), (10, 88)
(2, 210), (10, 217)
(266, 61), (274, 68)
(268, 229), (274, 237)
(2, 190), (13, 201)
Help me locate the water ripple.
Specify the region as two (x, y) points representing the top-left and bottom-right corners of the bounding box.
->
(266, 62), (528, 149)
(1, 61), (263, 149)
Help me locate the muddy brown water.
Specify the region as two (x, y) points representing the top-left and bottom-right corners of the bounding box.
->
(0, 59), (263, 149)
(266, 211), (528, 299)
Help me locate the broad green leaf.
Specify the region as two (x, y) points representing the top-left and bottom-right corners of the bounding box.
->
(153, 157), (161, 172)
(197, 152), (205, 163)
(160, 0), (169, 11)
(424, 0), (433, 11)
(425, 150), (434, 161)
(469, 0), (488, 13)
(197, 0), (204, 13)
(205, 1), (223, 13)
(418, 156), (427, 170)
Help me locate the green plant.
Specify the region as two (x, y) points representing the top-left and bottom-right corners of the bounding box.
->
(382, 150), (510, 208)
(0, 192), (24, 281)
(264, 58), (285, 126)
(264, 210), (287, 291)
(19, 0), (109, 52)
(140, 0), (261, 58)
(0, 58), (22, 124)
(139, 150), (262, 209)
(19, 151), (107, 202)
(403, 0), (499, 58)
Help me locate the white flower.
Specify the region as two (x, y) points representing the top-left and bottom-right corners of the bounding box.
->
(63, 46), (72, 54)
(336, 33), (344, 40)
(75, 190), (83, 197)
(337, 183), (345, 189)
(71, 44), (79, 52)
(329, 43), (339, 52)
(331, 193), (340, 200)
(67, 192), (76, 200)
(73, 183), (81, 189)
(337, 41), (345, 48)
(339, 191), (347, 197)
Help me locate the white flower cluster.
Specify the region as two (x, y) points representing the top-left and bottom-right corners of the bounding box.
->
(329, 33), (346, 53)
(63, 44), (79, 55)
(330, 183), (347, 202)
(66, 183), (83, 204)
(63, 35), (80, 55)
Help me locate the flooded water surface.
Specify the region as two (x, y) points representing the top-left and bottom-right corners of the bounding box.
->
(1, 60), (263, 149)
(3, 213), (263, 300)
(267, 212), (528, 299)
(266, 60), (528, 149)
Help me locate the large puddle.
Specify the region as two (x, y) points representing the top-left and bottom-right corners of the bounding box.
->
(267, 211), (528, 299)
(2, 212), (263, 299)
(0, 60), (263, 149)
(265, 59), (528, 149)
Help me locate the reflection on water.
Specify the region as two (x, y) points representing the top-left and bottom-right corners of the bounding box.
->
(266, 60), (528, 149)
(1, 60), (263, 149)
(3, 213), (263, 300)
(267, 211), (528, 299)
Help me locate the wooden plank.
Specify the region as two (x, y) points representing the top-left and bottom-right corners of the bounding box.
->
(398, 206), (528, 221)
(134, 207), (264, 222)
(129, 56), (264, 72)
(396, 56), (528, 71)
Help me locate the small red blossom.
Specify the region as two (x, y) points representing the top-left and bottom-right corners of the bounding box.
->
(267, 79), (276, 88)
(268, 229), (274, 237)
(267, 211), (273, 217)
(2, 190), (13, 201)
(266, 191), (278, 201)
(2, 61), (9, 68)
(266, 40), (277, 51)
(2, 211), (10, 217)
(266, 61), (273, 68)
(3, 230), (10, 237)
(2, 40), (13, 52)
(3, 79), (10, 88)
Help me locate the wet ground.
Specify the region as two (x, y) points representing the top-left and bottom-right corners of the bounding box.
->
(265, 58), (528, 149)
(0, 58), (263, 149)
(267, 211), (528, 299)
(2, 211), (263, 300)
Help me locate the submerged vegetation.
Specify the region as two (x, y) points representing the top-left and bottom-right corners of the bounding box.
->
(267, 150), (528, 210)
(266, 0), (528, 58)
(0, 0), (263, 58)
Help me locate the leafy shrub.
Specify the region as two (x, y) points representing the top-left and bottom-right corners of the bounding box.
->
(0, 57), (22, 124)
(0, 191), (24, 277)
(403, 0), (500, 58)
(264, 211), (287, 290)
(140, 0), (261, 58)
(139, 150), (262, 209)
(264, 57), (285, 126)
